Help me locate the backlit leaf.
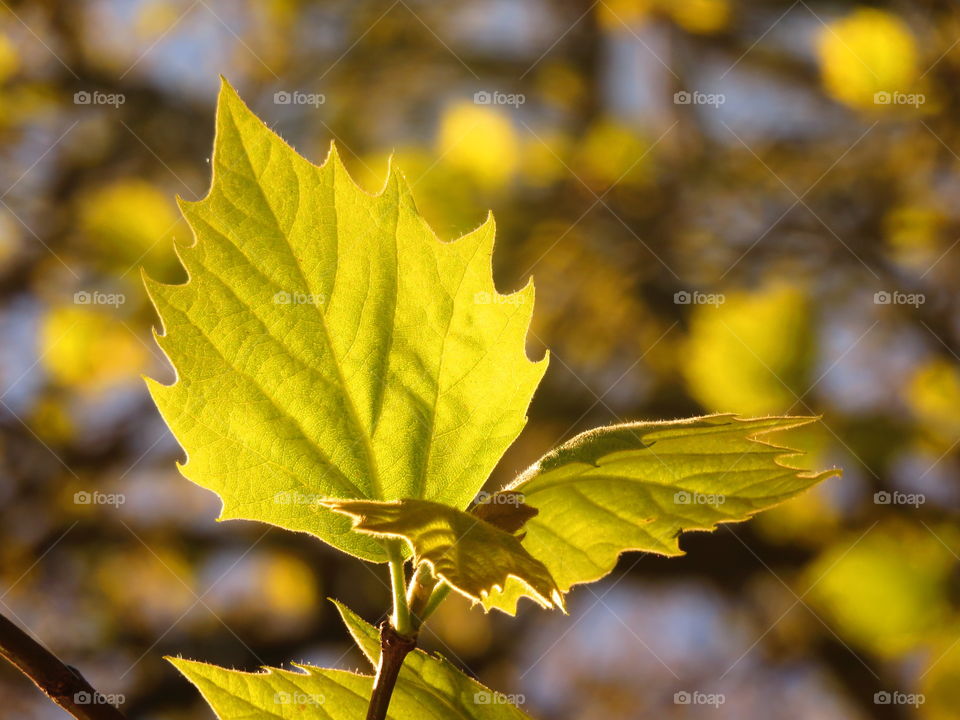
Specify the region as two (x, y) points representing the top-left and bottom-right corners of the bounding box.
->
(325, 498), (564, 610)
(144, 80), (546, 562)
(483, 414), (839, 613)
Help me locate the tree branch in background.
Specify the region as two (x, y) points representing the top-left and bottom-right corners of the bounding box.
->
(0, 612), (127, 720)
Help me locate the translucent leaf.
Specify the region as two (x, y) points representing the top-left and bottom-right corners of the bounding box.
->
(170, 601), (536, 719)
(483, 414), (839, 613)
(144, 80), (546, 562)
(325, 498), (564, 610)
(332, 600), (534, 719)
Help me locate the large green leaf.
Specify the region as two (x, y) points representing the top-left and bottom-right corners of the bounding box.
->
(330, 600), (533, 719)
(144, 80), (546, 562)
(325, 498), (563, 610)
(169, 602), (534, 719)
(483, 414), (840, 613)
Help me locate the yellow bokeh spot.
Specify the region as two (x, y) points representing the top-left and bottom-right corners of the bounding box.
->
(95, 546), (196, 623)
(884, 204), (944, 270)
(260, 553), (317, 618)
(135, 1), (182, 39)
(906, 358), (960, 444)
(598, 0), (653, 29)
(816, 8), (918, 109)
(668, 0), (730, 35)
(807, 524), (954, 656)
(78, 180), (180, 275)
(682, 283), (813, 414)
(521, 131), (571, 188)
(40, 306), (148, 393)
(575, 119), (652, 188)
(437, 102), (518, 189)
(0, 33), (20, 84)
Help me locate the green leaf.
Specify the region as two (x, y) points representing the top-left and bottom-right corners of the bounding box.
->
(144, 79), (546, 562)
(483, 414), (840, 613)
(169, 602), (535, 719)
(330, 600), (534, 719)
(169, 658), (370, 719)
(325, 498), (564, 610)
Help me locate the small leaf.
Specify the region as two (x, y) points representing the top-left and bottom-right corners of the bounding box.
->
(169, 657), (370, 719)
(483, 414), (840, 613)
(325, 498), (564, 610)
(145, 80), (546, 563)
(331, 599), (534, 719)
(171, 608), (536, 719)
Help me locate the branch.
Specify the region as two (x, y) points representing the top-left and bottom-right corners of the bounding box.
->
(365, 621), (416, 720)
(0, 612), (126, 720)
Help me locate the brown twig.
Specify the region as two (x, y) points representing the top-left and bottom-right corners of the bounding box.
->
(0, 612), (126, 720)
(365, 621), (417, 720)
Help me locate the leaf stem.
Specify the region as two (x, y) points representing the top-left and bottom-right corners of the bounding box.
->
(386, 543), (412, 636)
(417, 582), (452, 625)
(0, 612), (127, 720)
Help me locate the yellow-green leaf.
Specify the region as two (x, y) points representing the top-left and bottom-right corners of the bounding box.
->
(325, 498), (564, 610)
(484, 414), (839, 613)
(170, 609), (535, 720)
(331, 599), (534, 719)
(144, 79), (546, 562)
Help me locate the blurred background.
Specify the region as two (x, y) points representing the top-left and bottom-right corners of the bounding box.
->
(0, 0), (958, 717)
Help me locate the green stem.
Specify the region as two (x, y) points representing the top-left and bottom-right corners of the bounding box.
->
(386, 544), (412, 636)
(417, 582), (452, 625)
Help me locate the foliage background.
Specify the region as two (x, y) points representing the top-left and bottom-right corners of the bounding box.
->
(0, 0), (958, 718)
